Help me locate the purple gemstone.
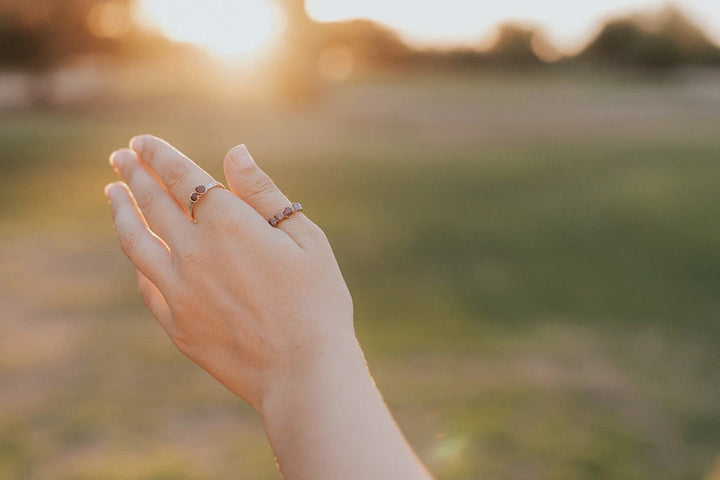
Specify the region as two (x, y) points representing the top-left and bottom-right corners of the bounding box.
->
(282, 207), (293, 218)
(195, 185), (206, 194)
(269, 217), (278, 227)
(274, 213), (284, 222)
(190, 192), (199, 202)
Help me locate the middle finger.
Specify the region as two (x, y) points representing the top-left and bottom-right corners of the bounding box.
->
(129, 135), (223, 213)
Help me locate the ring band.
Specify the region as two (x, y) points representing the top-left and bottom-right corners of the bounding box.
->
(269, 203), (303, 227)
(189, 181), (225, 222)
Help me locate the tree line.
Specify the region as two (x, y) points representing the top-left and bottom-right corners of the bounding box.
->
(1, 1), (718, 105)
(1, 2), (718, 72)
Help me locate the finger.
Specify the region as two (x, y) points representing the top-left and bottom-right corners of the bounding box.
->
(130, 134), (247, 221)
(105, 181), (173, 288)
(109, 148), (190, 242)
(136, 269), (176, 334)
(223, 145), (320, 245)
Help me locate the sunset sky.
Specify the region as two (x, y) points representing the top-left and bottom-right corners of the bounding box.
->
(138, 0), (720, 58)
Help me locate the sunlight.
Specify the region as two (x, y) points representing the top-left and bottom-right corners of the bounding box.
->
(137, 0), (282, 59)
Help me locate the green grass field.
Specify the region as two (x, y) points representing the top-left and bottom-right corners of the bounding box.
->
(1, 70), (719, 479)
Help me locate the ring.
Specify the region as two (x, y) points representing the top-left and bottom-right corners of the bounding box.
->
(189, 181), (225, 222)
(268, 203), (303, 227)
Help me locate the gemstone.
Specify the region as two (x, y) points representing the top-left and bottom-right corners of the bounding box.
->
(269, 217), (278, 227)
(190, 192), (199, 202)
(282, 207), (294, 218)
(292, 202), (302, 212)
(274, 213), (284, 222)
(195, 185), (206, 194)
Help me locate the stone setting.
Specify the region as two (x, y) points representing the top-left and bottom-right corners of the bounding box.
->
(188, 181), (225, 223)
(268, 202), (304, 228)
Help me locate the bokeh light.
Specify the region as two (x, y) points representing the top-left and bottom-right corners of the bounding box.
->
(87, 2), (133, 39)
(137, 0), (283, 58)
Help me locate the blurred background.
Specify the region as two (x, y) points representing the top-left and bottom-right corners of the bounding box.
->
(1, 1), (719, 479)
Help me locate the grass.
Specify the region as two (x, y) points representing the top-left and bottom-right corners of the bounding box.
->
(0, 69), (719, 479)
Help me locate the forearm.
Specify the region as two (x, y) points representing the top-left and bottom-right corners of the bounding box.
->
(259, 332), (433, 480)
(106, 137), (433, 479)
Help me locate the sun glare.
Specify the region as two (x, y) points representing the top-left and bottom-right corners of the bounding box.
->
(138, 0), (282, 58)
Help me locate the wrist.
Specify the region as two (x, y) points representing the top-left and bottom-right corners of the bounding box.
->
(256, 329), (433, 479)
(257, 328), (368, 422)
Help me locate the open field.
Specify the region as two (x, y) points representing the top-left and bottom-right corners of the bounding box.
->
(1, 69), (719, 479)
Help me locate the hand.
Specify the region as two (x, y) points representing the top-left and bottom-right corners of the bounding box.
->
(105, 136), (354, 411)
(105, 135), (433, 479)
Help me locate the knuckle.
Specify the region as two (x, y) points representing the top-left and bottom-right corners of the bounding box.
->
(245, 171), (277, 200)
(302, 220), (329, 244)
(119, 230), (138, 257)
(170, 331), (192, 356)
(205, 216), (230, 235)
(207, 209), (235, 231)
(135, 184), (162, 213)
(164, 164), (188, 190)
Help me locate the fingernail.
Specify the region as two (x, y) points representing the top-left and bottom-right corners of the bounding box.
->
(109, 150), (126, 170)
(129, 135), (144, 152)
(104, 182), (121, 200)
(231, 144), (254, 168)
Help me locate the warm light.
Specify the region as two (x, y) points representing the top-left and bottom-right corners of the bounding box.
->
(88, 2), (132, 39)
(317, 44), (354, 83)
(137, 0), (282, 58)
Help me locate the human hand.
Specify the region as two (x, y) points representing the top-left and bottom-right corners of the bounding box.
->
(105, 135), (355, 412)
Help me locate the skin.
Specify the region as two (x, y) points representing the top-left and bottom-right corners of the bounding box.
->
(105, 135), (434, 480)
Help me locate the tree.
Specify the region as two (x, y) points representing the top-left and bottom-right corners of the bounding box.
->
(581, 6), (720, 69)
(318, 19), (411, 69)
(486, 24), (543, 66)
(270, 0), (323, 103)
(0, 0), (134, 104)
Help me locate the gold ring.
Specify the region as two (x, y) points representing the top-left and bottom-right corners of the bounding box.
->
(268, 203), (303, 227)
(188, 181), (225, 223)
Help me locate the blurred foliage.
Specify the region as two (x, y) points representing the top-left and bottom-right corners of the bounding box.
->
(581, 5), (720, 68)
(317, 19), (413, 69)
(485, 23), (544, 66)
(0, 0), (126, 71)
(0, 0), (181, 105)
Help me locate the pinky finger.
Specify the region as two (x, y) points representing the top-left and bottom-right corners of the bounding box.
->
(136, 269), (176, 334)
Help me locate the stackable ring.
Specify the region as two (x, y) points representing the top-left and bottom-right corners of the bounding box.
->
(188, 181), (225, 222)
(268, 203), (303, 227)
